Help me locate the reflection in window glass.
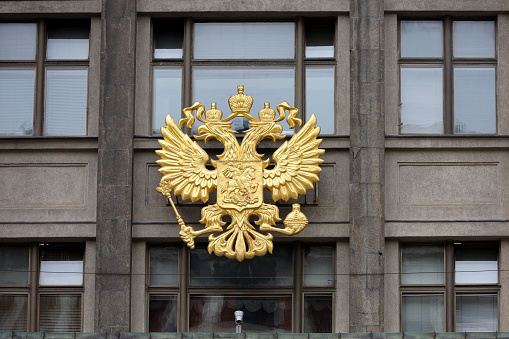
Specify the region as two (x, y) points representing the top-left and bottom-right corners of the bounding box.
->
(193, 67), (294, 133)
(189, 295), (291, 333)
(0, 294), (28, 331)
(402, 294), (444, 332)
(304, 245), (334, 286)
(47, 24), (89, 60)
(45, 68), (88, 135)
(400, 67), (443, 134)
(306, 23), (334, 58)
(455, 246), (498, 284)
(454, 21), (495, 58)
(401, 21), (442, 58)
(454, 67), (496, 134)
(0, 23), (37, 60)
(304, 294), (332, 333)
(0, 68), (35, 135)
(149, 245), (178, 286)
(194, 23), (294, 60)
(153, 67), (182, 134)
(149, 295), (178, 332)
(39, 245), (84, 286)
(0, 245), (29, 286)
(456, 294), (497, 332)
(402, 245), (444, 285)
(154, 24), (183, 59)
(39, 295), (81, 332)
(306, 66), (335, 134)
(190, 245), (292, 287)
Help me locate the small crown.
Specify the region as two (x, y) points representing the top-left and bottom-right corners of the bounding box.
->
(205, 103), (223, 122)
(258, 102), (276, 122)
(228, 85), (253, 116)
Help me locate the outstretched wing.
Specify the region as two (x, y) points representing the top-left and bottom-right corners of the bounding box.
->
(156, 114), (217, 202)
(263, 114), (325, 201)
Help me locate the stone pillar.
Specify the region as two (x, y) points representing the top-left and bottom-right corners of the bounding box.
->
(95, 0), (136, 332)
(349, 0), (385, 332)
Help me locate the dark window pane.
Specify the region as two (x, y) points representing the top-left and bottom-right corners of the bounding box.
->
(45, 68), (88, 136)
(0, 294), (28, 331)
(39, 244), (84, 286)
(402, 245), (444, 285)
(189, 295), (291, 333)
(149, 245), (179, 286)
(154, 23), (183, 59)
(39, 295), (81, 332)
(190, 245), (292, 287)
(0, 68), (35, 135)
(0, 23), (36, 60)
(152, 67), (182, 135)
(47, 24), (89, 60)
(402, 294), (444, 332)
(454, 67), (496, 134)
(304, 294), (332, 333)
(401, 21), (442, 58)
(454, 21), (495, 58)
(149, 295), (178, 332)
(0, 245), (29, 286)
(194, 23), (294, 60)
(305, 22), (334, 58)
(456, 294), (497, 331)
(306, 66), (335, 134)
(455, 245), (498, 284)
(304, 245), (334, 286)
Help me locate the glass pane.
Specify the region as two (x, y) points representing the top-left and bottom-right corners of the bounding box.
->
(39, 245), (84, 286)
(0, 68), (35, 135)
(194, 22), (294, 59)
(304, 245), (334, 286)
(402, 294), (444, 332)
(193, 67), (294, 133)
(306, 66), (335, 134)
(306, 22), (334, 58)
(401, 21), (442, 58)
(149, 245), (179, 286)
(0, 23), (37, 60)
(304, 295), (332, 333)
(454, 21), (495, 58)
(401, 67), (443, 134)
(153, 67), (182, 134)
(0, 295), (28, 331)
(149, 295), (178, 332)
(455, 246), (498, 284)
(154, 24), (183, 59)
(456, 294), (497, 332)
(190, 245), (292, 287)
(454, 67), (496, 134)
(47, 24), (89, 60)
(0, 245), (29, 285)
(45, 68), (88, 135)
(402, 245), (444, 285)
(189, 295), (291, 333)
(39, 295), (81, 332)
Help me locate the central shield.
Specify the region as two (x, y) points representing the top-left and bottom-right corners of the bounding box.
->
(217, 160), (263, 211)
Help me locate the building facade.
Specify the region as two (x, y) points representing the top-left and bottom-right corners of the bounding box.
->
(1, 0), (509, 334)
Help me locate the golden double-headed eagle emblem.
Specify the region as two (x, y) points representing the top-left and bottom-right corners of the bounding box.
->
(156, 86), (324, 261)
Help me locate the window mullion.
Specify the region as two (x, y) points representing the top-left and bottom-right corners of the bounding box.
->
(34, 20), (46, 136)
(295, 17), (304, 134)
(29, 244), (38, 331)
(179, 243), (189, 332)
(445, 242), (454, 331)
(183, 18), (193, 136)
(444, 17), (453, 135)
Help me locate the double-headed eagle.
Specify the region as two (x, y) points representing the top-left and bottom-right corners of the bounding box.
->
(156, 86), (325, 261)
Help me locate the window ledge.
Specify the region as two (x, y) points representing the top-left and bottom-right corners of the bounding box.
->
(0, 136), (98, 150)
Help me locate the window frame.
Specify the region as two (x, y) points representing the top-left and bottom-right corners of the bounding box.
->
(398, 16), (497, 135)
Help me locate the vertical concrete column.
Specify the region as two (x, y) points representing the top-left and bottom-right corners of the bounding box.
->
(349, 0), (385, 332)
(95, 0), (136, 332)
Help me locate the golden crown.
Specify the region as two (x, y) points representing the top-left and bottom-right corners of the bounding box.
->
(228, 85), (253, 116)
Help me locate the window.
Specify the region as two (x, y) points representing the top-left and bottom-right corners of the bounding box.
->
(147, 243), (335, 333)
(400, 243), (498, 332)
(0, 21), (89, 136)
(151, 19), (336, 135)
(0, 243), (84, 332)
(399, 19), (496, 134)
